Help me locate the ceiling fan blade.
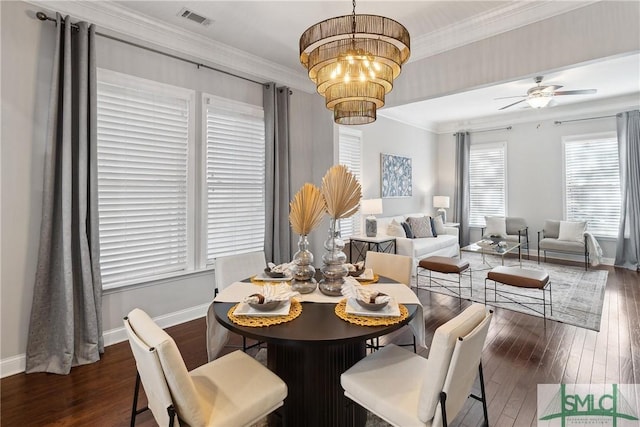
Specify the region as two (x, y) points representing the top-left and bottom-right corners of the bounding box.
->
(553, 89), (597, 96)
(541, 85), (563, 93)
(499, 99), (527, 110)
(494, 95), (526, 100)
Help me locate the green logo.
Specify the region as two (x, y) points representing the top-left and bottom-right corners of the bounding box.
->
(539, 384), (639, 427)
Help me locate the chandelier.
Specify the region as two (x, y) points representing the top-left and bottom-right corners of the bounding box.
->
(299, 0), (410, 125)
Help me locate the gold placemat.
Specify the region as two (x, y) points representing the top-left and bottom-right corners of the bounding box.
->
(334, 299), (408, 326)
(228, 299), (302, 327)
(355, 273), (379, 285)
(250, 276), (291, 285)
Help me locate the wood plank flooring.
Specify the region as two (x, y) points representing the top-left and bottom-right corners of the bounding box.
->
(1, 263), (638, 426)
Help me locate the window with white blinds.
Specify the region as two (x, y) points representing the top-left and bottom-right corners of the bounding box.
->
(96, 70), (195, 288)
(469, 142), (506, 228)
(564, 134), (620, 237)
(338, 127), (363, 237)
(204, 95), (266, 263)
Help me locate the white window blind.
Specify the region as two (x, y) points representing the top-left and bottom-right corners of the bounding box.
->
(96, 72), (194, 288)
(469, 143), (506, 228)
(204, 95), (265, 263)
(564, 135), (620, 237)
(338, 127), (362, 237)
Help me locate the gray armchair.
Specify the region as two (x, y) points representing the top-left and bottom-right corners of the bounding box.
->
(537, 219), (589, 270)
(482, 216), (529, 259)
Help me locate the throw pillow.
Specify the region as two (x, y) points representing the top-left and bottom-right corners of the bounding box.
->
(387, 219), (406, 238)
(408, 216), (434, 238)
(484, 216), (507, 238)
(401, 221), (414, 239)
(558, 220), (586, 242)
(429, 217), (438, 237)
(431, 215), (446, 236)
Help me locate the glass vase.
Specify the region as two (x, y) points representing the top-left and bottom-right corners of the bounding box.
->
(291, 234), (317, 294)
(319, 218), (348, 296)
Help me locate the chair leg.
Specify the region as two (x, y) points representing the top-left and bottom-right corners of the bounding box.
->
(130, 371), (149, 427)
(439, 391), (449, 427)
(478, 363), (489, 427)
(167, 405), (177, 427)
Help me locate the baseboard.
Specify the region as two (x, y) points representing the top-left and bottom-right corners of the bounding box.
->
(1, 303), (210, 379)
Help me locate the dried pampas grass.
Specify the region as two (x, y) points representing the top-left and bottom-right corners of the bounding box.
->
(321, 165), (362, 219)
(289, 183), (326, 235)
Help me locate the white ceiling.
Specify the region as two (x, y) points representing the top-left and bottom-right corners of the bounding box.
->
(105, 1), (640, 130)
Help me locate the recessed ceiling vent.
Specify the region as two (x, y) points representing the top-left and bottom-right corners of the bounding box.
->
(177, 8), (212, 26)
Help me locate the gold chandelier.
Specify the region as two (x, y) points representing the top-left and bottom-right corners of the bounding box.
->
(299, 0), (410, 125)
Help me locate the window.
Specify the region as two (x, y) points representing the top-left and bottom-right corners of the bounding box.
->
(563, 133), (620, 237)
(204, 95), (266, 263)
(469, 142), (506, 228)
(338, 127), (362, 237)
(97, 70), (195, 288)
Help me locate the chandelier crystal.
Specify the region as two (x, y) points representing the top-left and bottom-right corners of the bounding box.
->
(299, 0), (410, 125)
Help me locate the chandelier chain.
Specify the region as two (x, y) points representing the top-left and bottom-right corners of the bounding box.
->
(351, 0), (356, 42)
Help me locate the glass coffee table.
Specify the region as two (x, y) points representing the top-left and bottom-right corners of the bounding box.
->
(461, 240), (522, 268)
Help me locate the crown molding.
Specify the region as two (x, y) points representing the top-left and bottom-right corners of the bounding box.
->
(410, 1), (598, 62)
(26, 0), (314, 92)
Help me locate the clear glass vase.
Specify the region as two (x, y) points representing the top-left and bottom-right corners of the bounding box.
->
(319, 218), (348, 296)
(291, 234), (317, 294)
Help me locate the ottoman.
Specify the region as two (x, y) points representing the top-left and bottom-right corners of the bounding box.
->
(416, 256), (472, 301)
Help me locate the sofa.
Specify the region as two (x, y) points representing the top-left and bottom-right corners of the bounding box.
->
(375, 213), (460, 274)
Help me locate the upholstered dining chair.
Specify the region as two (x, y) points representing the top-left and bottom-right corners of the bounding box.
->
(341, 304), (492, 427)
(365, 251), (415, 351)
(124, 308), (287, 427)
(212, 251), (267, 352)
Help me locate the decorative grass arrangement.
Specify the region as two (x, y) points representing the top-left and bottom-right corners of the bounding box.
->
(289, 183), (326, 235)
(321, 165), (362, 219)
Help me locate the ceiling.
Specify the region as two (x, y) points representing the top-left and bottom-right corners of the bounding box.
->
(110, 1), (640, 131)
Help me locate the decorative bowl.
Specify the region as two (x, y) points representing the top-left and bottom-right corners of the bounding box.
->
(489, 235), (503, 244)
(348, 267), (366, 277)
(248, 300), (282, 311)
(264, 267), (285, 278)
(355, 293), (389, 311)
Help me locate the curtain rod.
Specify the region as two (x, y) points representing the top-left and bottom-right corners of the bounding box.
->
(554, 114), (619, 125)
(36, 11), (265, 87)
(453, 126), (511, 136)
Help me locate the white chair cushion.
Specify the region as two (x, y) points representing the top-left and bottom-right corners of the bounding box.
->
(484, 216), (507, 237)
(191, 350), (287, 426)
(418, 304), (487, 422)
(558, 220), (586, 242)
(341, 344), (428, 427)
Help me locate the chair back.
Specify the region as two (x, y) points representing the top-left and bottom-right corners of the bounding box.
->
(433, 311), (493, 427)
(125, 308), (208, 426)
(542, 219), (561, 238)
(506, 217), (527, 235)
(364, 251), (412, 286)
(206, 301), (229, 361)
(417, 304), (490, 423)
(215, 251), (267, 292)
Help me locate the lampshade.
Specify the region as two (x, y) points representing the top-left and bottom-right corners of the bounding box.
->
(299, 2), (410, 125)
(360, 198), (383, 216)
(526, 92), (553, 109)
(433, 196), (450, 209)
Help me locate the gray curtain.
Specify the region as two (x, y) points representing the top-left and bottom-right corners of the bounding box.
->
(453, 131), (471, 246)
(263, 84), (292, 264)
(615, 110), (640, 271)
(26, 14), (103, 374)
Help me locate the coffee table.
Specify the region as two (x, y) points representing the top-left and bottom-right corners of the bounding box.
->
(461, 240), (522, 268)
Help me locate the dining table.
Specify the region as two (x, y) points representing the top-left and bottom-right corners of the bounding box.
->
(213, 273), (425, 427)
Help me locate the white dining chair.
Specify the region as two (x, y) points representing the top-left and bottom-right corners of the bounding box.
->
(365, 251), (415, 351)
(211, 251), (267, 354)
(125, 308), (287, 427)
(341, 304), (492, 427)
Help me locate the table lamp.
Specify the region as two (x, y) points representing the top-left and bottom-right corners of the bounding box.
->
(360, 198), (383, 237)
(433, 196), (450, 223)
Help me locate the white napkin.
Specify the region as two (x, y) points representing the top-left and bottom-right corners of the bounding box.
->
(341, 276), (391, 304)
(242, 283), (300, 304)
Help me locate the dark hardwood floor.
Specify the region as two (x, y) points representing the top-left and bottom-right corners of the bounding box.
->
(2, 263), (638, 427)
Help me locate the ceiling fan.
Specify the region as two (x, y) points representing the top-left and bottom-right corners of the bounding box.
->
(497, 76), (597, 110)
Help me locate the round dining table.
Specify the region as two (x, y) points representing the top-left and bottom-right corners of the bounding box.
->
(213, 276), (419, 427)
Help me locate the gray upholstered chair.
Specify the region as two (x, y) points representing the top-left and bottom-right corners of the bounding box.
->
(341, 304), (492, 427)
(482, 216), (529, 259)
(537, 219), (589, 270)
(124, 308), (287, 427)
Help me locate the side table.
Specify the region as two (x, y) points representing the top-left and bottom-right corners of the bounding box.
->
(348, 235), (396, 263)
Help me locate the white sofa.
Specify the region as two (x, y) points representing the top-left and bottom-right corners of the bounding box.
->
(376, 214), (460, 274)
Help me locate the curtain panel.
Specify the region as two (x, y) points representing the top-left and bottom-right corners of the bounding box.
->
(26, 14), (103, 374)
(264, 84), (292, 264)
(615, 110), (640, 271)
(454, 132), (471, 246)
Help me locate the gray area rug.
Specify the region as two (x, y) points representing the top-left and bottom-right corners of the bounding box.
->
(415, 253), (608, 331)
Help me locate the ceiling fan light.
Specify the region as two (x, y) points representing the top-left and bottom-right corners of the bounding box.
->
(526, 93), (553, 109)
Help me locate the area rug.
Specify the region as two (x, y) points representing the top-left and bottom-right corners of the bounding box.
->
(414, 253), (608, 331)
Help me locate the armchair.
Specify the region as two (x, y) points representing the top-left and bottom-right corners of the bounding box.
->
(482, 216), (529, 259)
(537, 220), (589, 270)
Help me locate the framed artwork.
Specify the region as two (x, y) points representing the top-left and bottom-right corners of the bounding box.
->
(381, 153), (412, 198)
